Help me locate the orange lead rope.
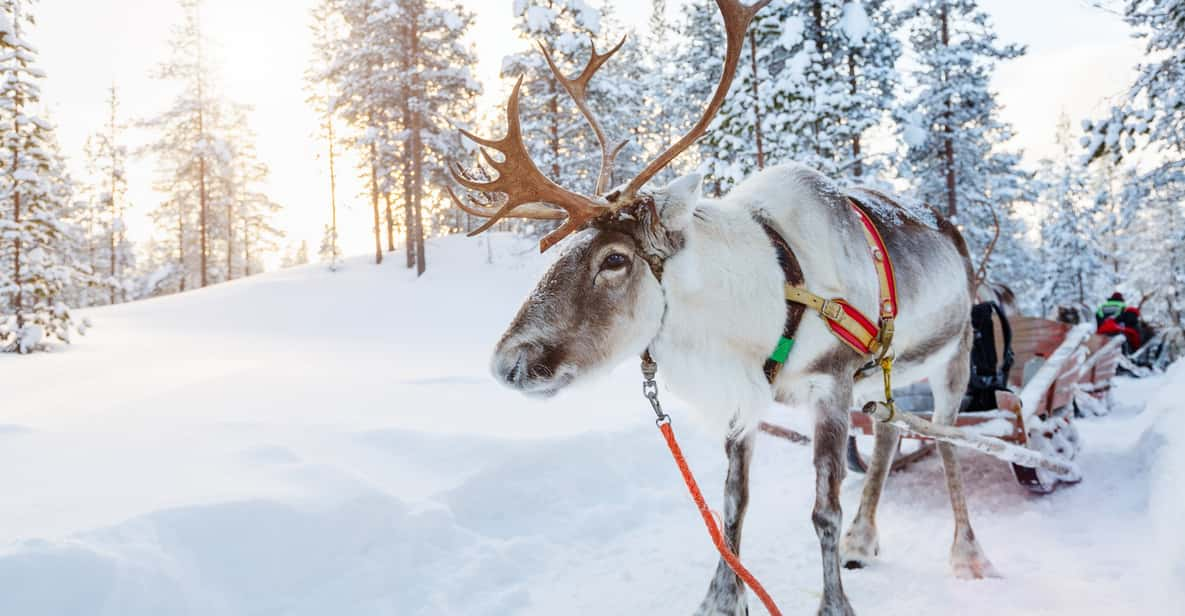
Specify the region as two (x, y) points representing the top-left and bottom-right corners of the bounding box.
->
(641, 353), (782, 616)
(657, 420), (784, 616)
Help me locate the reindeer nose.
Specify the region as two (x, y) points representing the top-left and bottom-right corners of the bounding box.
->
(504, 354), (524, 385)
(498, 347), (528, 387)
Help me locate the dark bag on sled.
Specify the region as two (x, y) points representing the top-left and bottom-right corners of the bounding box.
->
(964, 301), (1014, 412)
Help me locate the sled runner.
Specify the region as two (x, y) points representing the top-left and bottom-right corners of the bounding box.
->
(848, 319), (1123, 493)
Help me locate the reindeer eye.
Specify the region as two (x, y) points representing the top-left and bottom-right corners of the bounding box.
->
(601, 253), (629, 270)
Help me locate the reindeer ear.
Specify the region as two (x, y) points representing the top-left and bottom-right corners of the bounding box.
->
(656, 172), (701, 232)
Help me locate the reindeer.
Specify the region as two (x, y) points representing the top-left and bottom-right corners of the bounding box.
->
(448, 2), (996, 614)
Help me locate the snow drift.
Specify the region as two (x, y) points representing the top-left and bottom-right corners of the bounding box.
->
(0, 235), (1181, 614)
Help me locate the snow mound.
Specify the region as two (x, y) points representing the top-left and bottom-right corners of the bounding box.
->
(0, 235), (1182, 614)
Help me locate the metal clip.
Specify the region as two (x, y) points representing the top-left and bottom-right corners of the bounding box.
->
(640, 354), (668, 425)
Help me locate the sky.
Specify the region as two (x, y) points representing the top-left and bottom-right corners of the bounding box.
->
(34, 0), (1144, 261)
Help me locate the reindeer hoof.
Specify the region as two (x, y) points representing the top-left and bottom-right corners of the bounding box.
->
(952, 554), (1002, 580)
(839, 533), (878, 570)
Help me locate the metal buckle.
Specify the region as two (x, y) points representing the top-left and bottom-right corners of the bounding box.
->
(820, 299), (843, 321)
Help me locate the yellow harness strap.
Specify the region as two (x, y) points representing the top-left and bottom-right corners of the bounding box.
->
(783, 287), (883, 356)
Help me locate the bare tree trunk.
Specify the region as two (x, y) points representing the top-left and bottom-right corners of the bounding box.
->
(403, 160), (414, 268)
(384, 192), (395, 252)
(369, 133), (383, 265)
(109, 85), (119, 303)
(243, 217), (252, 275)
(11, 11), (22, 327)
(411, 16), (426, 277)
(12, 120), (21, 329)
(178, 199), (186, 292)
(399, 42), (416, 269)
(327, 111), (339, 265)
(811, 0), (824, 155)
(848, 52), (862, 178)
(226, 191), (233, 281)
(748, 30), (764, 170)
(196, 4), (208, 287)
(941, 1), (957, 219)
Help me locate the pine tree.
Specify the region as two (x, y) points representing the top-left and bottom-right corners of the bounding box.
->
(77, 84), (134, 305)
(324, 0), (396, 266)
(1081, 0), (1185, 327)
(896, 0), (1034, 282)
(1082, 0), (1185, 169)
(306, 0), (343, 271)
(144, 0), (282, 292)
(693, 1), (901, 191)
(0, 0), (79, 353)
(500, 0), (616, 194)
(673, 1), (726, 194)
(772, 0), (901, 180)
(390, 0), (481, 275)
(143, 0), (216, 290)
(1036, 115), (1103, 314)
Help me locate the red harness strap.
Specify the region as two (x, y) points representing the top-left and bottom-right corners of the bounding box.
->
(783, 197), (899, 357)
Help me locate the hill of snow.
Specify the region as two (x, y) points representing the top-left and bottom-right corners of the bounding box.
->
(1, 235), (1182, 615)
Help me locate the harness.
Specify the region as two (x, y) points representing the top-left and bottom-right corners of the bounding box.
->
(761, 196), (899, 382)
(634, 195), (903, 616)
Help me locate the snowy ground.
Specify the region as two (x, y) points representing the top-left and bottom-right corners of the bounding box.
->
(1, 235), (1182, 615)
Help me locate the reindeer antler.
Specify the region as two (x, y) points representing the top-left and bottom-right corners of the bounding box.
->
(618, 0), (773, 203)
(447, 75), (608, 251)
(539, 36), (629, 196)
(449, 0), (772, 252)
(973, 205), (1001, 288)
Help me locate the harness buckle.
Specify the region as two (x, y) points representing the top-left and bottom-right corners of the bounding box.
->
(820, 299), (844, 321)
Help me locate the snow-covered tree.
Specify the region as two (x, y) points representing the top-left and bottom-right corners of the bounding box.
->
(500, 0), (622, 194)
(1081, 0), (1185, 327)
(1036, 115), (1105, 314)
(772, 0), (900, 180)
(142, 0), (217, 289)
(144, 0), (282, 292)
(693, 1), (900, 192)
(1082, 0), (1185, 170)
(323, 0), (480, 274)
(76, 85), (135, 305)
(896, 0), (1034, 285)
(0, 0), (80, 352)
(306, 0), (343, 271)
(672, 0), (727, 193)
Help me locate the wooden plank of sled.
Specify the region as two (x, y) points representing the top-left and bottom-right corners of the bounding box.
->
(1008, 317), (1072, 390)
(1080, 334), (1124, 397)
(1020, 324), (1094, 421)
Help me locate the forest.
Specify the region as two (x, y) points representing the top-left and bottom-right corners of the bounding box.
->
(0, 0), (1183, 354)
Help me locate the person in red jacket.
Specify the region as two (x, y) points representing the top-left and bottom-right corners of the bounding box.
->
(1096, 292), (1142, 352)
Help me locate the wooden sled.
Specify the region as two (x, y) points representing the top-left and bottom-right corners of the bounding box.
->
(847, 319), (1123, 493)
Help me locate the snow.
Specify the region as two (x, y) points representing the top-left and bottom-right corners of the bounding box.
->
(839, 1), (871, 47)
(524, 5), (556, 33)
(0, 235), (1182, 614)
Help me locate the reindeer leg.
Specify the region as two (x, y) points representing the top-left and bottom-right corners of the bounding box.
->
(695, 430), (756, 616)
(840, 419), (900, 568)
(809, 377), (857, 616)
(930, 336), (1000, 580)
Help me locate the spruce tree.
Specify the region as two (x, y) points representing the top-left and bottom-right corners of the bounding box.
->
(896, 0), (1034, 284)
(0, 0), (79, 352)
(1082, 0), (1185, 326)
(1036, 116), (1103, 314)
(500, 0), (616, 194)
(306, 0), (343, 271)
(78, 85), (134, 305)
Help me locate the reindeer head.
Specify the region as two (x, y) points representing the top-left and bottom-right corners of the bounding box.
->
(448, 0), (771, 396)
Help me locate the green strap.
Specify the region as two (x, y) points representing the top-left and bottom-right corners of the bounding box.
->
(769, 336), (795, 364)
